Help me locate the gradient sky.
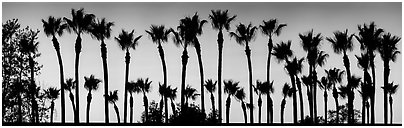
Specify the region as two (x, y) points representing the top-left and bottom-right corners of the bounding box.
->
(2, 2), (402, 123)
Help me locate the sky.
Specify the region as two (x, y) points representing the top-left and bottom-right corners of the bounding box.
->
(2, 2), (402, 123)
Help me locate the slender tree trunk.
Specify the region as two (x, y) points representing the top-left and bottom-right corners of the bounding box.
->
(143, 94), (148, 123)
(281, 98), (286, 124)
(74, 35), (81, 123)
(52, 36), (65, 123)
(313, 70), (318, 123)
(226, 95), (231, 123)
(383, 60), (389, 124)
(389, 95), (393, 124)
(309, 63), (314, 123)
(171, 99), (176, 118)
(29, 55), (38, 123)
(124, 50), (130, 124)
(51, 100), (54, 123)
(69, 91), (76, 118)
(245, 45), (254, 123)
(362, 96), (366, 124)
(268, 95), (273, 124)
(266, 38), (273, 124)
(324, 91), (327, 124)
(180, 49), (188, 114)
(211, 93), (216, 119)
(194, 39), (205, 115)
(159, 97), (164, 123)
(241, 101), (247, 124)
(306, 81), (313, 123)
(366, 101), (369, 124)
(333, 87), (339, 124)
(217, 30), (224, 123)
(289, 73), (297, 123)
(157, 43), (168, 123)
(130, 95), (133, 123)
(343, 52), (353, 124)
(100, 40), (109, 123)
(296, 77), (304, 123)
(369, 52), (375, 124)
(113, 103), (120, 123)
(258, 95), (262, 123)
(86, 91), (92, 123)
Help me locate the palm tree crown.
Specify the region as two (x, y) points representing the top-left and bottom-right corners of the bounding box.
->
(378, 33), (401, 62)
(146, 25), (171, 44)
(224, 80), (240, 96)
(45, 87), (60, 101)
(259, 19), (287, 39)
(42, 16), (67, 37)
(209, 10), (237, 31)
(229, 23), (257, 46)
(64, 8), (95, 35)
(84, 75), (102, 91)
(107, 90), (119, 104)
(272, 40), (293, 63)
(115, 29), (142, 51)
(327, 29), (354, 54)
(90, 18), (114, 41)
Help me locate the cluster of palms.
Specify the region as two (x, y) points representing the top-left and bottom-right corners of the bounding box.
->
(37, 8), (400, 125)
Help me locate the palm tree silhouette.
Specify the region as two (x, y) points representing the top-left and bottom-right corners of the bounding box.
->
(19, 30), (40, 123)
(318, 76), (332, 124)
(378, 33), (400, 124)
(281, 83), (293, 124)
(355, 22), (383, 124)
(299, 30), (323, 123)
(64, 78), (76, 120)
(89, 18), (114, 123)
(358, 82), (372, 124)
(83, 75), (101, 123)
(325, 68), (344, 124)
(255, 80), (274, 124)
(286, 57), (304, 123)
(41, 16), (67, 123)
(339, 75), (361, 123)
(229, 23), (257, 123)
(44, 87), (60, 123)
(126, 81), (141, 123)
(145, 25), (171, 123)
(167, 85), (178, 118)
(106, 90), (120, 123)
(115, 29), (142, 123)
(158, 83), (171, 123)
(135, 78), (152, 123)
(235, 88), (247, 124)
(259, 19), (286, 124)
(64, 8), (95, 123)
(204, 79), (217, 119)
(184, 85), (200, 107)
(356, 53), (372, 124)
(209, 10), (237, 122)
(381, 82), (399, 124)
(326, 29), (355, 124)
(223, 80), (240, 123)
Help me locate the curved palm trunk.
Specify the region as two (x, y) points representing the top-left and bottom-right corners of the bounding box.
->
(171, 99), (176, 118)
(143, 94), (148, 123)
(383, 60), (389, 124)
(113, 103), (120, 123)
(281, 98), (286, 124)
(258, 95), (262, 123)
(159, 97), (164, 122)
(69, 91), (76, 117)
(74, 35), (81, 123)
(343, 52), (353, 124)
(245, 45), (254, 123)
(194, 39), (205, 114)
(217, 30), (224, 123)
(100, 40), (109, 123)
(241, 101), (247, 124)
(210, 93), (216, 119)
(266, 38), (273, 124)
(52, 36), (66, 123)
(225, 95), (231, 123)
(86, 91), (92, 123)
(180, 49), (188, 114)
(267, 94), (273, 124)
(333, 87), (339, 124)
(389, 95), (393, 124)
(130, 95), (134, 123)
(288, 72), (297, 123)
(369, 52), (375, 124)
(124, 50), (130, 124)
(324, 91), (328, 124)
(50, 100), (55, 123)
(157, 43), (169, 123)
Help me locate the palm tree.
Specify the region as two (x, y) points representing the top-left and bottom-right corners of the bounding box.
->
(135, 78), (152, 123)
(158, 83), (172, 123)
(318, 76), (332, 124)
(83, 75), (101, 123)
(382, 82), (399, 124)
(64, 78), (76, 119)
(126, 81), (141, 123)
(64, 8), (95, 123)
(325, 68), (344, 124)
(19, 30), (40, 123)
(209, 10), (237, 122)
(229, 23), (257, 123)
(339, 75), (361, 123)
(204, 79), (217, 118)
(280, 83), (294, 124)
(235, 88), (247, 124)
(145, 25), (171, 123)
(167, 85), (178, 117)
(44, 87), (60, 123)
(115, 29), (142, 123)
(41, 16), (67, 123)
(255, 80), (274, 124)
(106, 90), (120, 123)
(356, 53), (372, 124)
(184, 85), (200, 107)
(301, 75), (313, 121)
(355, 22), (383, 124)
(358, 82), (372, 124)
(327, 29), (355, 123)
(223, 80), (240, 123)
(285, 57), (304, 123)
(378, 33), (401, 124)
(89, 17), (114, 123)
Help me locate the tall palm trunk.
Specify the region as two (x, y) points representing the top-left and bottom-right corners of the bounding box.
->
(266, 38), (273, 124)
(333, 87), (339, 124)
(86, 90), (92, 123)
(288, 71), (297, 123)
(245, 45), (254, 123)
(296, 77), (304, 123)
(361, 96), (366, 124)
(29, 56), (38, 123)
(52, 36), (65, 123)
(241, 101), (247, 124)
(130, 95), (133, 123)
(369, 52), (375, 124)
(210, 93), (216, 118)
(180, 49), (188, 114)
(389, 94), (393, 124)
(194, 39), (205, 114)
(217, 30), (224, 123)
(267, 94), (273, 123)
(366, 101), (369, 124)
(306, 80), (313, 123)
(159, 97), (164, 123)
(123, 50), (130, 124)
(225, 95), (231, 123)
(74, 35), (81, 123)
(113, 103), (120, 123)
(324, 91), (328, 124)
(383, 60), (389, 124)
(50, 100), (55, 123)
(157, 42), (169, 123)
(143, 94), (148, 123)
(313, 70), (318, 123)
(100, 40), (109, 123)
(281, 98), (286, 124)
(258, 95), (262, 123)
(343, 52), (353, 124)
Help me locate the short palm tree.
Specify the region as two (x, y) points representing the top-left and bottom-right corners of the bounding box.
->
(209, 10), (237, 122)
(281, 83), (293, 124)
(255, 80), (274, 124)
(184, 85), (200, 107)
(83, 75), (101, 123)
(64, 8), (95, 123)
(126, 81), (141, 123)
(64, 78), (76, 119)
(41, 16), (67, 123)
(145, 25), (171, 123)
(167, 85), (178, 117)
(89, 17), (114, 123)
(378, 33), (400, 124)
(44, 87), (60, 123)
(318, 76), (332, 124)
(381, 82), (399, 124)
(235, 88), (247, 124)
(106, 90), (120, 123)
(325, 68), (344, 124)
(223, 80), (240, 123)
(355, 22), (384, 124)
(204, 79), (217, 118)
(135, 78), (152, 123)
(229, 23), (257, 123)
(115, 29), (142, 123)
(158, 83), (171, 123)
(339, 75), (361, 123)
(285, 57), (304, 123)
(356, 53), (372, 124)
(358, 82), (372, 124)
